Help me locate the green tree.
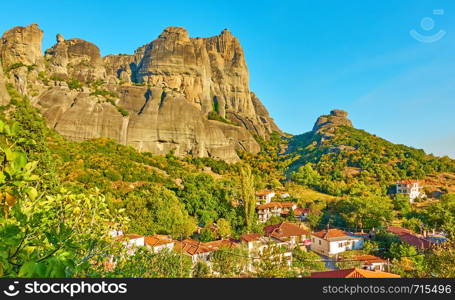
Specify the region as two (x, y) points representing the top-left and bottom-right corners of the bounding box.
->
(336, 196), (394, 230)
(291, 163), (321, 188)
(111, 248), (192, 278)
(192, 261), (211, 278)
(240, 165), (256, 231)
(253, 245), (292, 278)
(217, 218), (232, 238)
(211, 246), (248, 277)
(292, 248), (325, 276)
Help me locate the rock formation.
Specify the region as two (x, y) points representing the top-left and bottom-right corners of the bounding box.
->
(45, 34), (106, 82)
(0, 23), (44, 69)
(312, 109), (353, 133)
(0, 64), (10, 105)
(1, 24), (281, 161)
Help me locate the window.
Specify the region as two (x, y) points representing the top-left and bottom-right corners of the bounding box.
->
(319, 240), (321, 245)
(338, 242), (343, 248)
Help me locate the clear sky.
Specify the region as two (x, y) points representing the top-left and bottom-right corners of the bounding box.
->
(1, 0), (454, 158)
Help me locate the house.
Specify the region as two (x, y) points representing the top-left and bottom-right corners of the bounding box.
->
(355, 254), (388, 271)
(256, 202), (296, 223)
(310, 268), (400, 278)
(255, 190), (276, 205)
(293, 207), (310, 221)
(395, 180), (424, 203)
(280, 193), (290, 199)
(173, 239), (238, 264)
(173, 239), (214, 263)
(117, 234), (145, 255)
(263, 222), (311, 248)
(387, 226), (434, 250)
(240, 233), (292, 271)
(310, 229), (364, 256)
(144, 235), (175, 253)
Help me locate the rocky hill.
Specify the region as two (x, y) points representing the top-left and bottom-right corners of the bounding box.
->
(0, 24), (281, 162)
(286, 110), (455, 194)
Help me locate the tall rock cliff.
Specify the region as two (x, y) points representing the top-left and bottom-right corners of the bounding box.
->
(0, 64), (10, 105)
(0, 24), (281, 162)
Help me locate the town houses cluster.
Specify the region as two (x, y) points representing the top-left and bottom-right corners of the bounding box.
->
(109, 182), (443, 278)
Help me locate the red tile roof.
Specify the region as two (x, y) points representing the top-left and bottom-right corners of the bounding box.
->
(387, 226), (412, 236)
(312, 229), (359, 240)
(310, 268), (400, 278)
(174, 239), (237, 256)
(116, 233), (143, 240)
(144, 235), (174, 247)
(355, 255), (387, 265)
(240, 233), (262, 243)
(264, 222), (310, 239)
(256, 201), (295, 210)
(396, 180), (420, 184)
(174, 239), (211, 256)
(293, 208), (310, 216)
(387, 226), (433, 250)
(255, 190), (274, 196)
(399, 233), (433, 250)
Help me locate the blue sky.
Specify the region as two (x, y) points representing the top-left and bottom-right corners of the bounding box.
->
(1, 0), (454, 157)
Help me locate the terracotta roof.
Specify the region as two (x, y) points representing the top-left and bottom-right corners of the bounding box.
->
(173, 239), (211, 256)
(116, 233), (143, 240)
(310, 268), (400, 278)
(240, 233), (262, 243)
(144, 235), (174, 247)
(174, 239), (237, 256)
(256, 201), (295, 210)
(396, 180), (420, 184)
(312, 229), (360, 240)
(264, 222), (310, 239)
(255, 190), (274, 196)
(399, 233), (433, 250)
(387, 226), (412, 236)
(203, 239), (238, 250)
(293, 208), (310, 216)
(355, 255), (387, 265)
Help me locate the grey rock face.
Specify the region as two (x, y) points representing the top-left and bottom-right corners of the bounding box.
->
(1, 24), (281, 161)
(312, 109), (353, 133)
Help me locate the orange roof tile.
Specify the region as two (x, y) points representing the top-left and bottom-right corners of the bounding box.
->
(264, 222), (310, 239)
(255, 190), (274, 196)
(174, 239), (211, 256)
(399, 233), (433, 250)
(387, 226), (412, 236)
(396, 180), (420, 184)
(312, 229), (359, 240)
(116, 233), (143, 240)
(293, 207), (310, 216)
(310, 268), (400, 278)
(144, 235), (174, 247)
(240, 233), (262, 243)
(354, 255), (387, 265)
(174, 239), (237, 256)
(256, 201), (295, 210)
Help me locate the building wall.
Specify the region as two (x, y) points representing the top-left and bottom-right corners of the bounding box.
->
(310, 236), (364, 256)
(310, 236), (331, 255)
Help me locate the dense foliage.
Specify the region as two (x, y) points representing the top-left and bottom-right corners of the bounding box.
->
(288, 126), (455, 196)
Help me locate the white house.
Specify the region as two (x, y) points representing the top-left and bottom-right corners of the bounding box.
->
(310, 229), (364, 256)
(355, 255), (388, 271)
(117, 234), (145, 255)
(256, 202), (296, 223)
(395, 180), (424, 203)
(240, 233), (292, 272)
(173, 239), (238, 264)
(255, 190), (276, 205)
